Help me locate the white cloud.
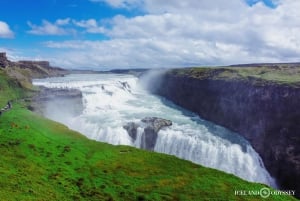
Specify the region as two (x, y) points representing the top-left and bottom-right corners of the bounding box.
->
(27, 19), (74, 35)
(56, 18), (71, 26)
(89, 0), (142, 8)
(0, 21), (14, 38)
(43, 0), (300, 68)
(44, 37), (276, 69)
(73, 19), (97, 28)
(72, 19), (106, 33)
(27, 18), (107, 35)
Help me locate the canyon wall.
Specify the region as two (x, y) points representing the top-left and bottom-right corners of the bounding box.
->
(154, 69), (300, 197)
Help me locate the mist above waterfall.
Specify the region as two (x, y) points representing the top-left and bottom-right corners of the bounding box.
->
(139, 69), (167, 93)
(33, 73), (277, 188)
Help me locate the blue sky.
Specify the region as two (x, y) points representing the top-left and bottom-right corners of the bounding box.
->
(0, 0), (134, 50)
(1, 0), (299, 69)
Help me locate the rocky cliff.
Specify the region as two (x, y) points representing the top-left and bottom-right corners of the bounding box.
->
(0, 52), (10, 68)
(0, 52), (68, 90)
(0, 52), (68, 79)
(153, 67), (300, 198)
(123, 117), (172, 150)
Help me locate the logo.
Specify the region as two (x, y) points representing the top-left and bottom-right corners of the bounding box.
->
(260, 187), (270, 198)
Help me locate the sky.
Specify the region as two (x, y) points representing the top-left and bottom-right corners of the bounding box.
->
(0, 0), (300, 69)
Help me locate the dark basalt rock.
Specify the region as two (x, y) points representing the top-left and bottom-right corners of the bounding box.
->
(0, 52), (9, 68)
(141, 117), (172, 150)
(123, 117), (172, 150)
(141, 117), (172, 133)
(123, 122), (139, 141)
(154, 72), (300, 198)
(141, 126), (157, 150)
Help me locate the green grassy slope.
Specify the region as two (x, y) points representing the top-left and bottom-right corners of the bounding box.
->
(0, 69), (297, 201)
(0, 70), (27, 106)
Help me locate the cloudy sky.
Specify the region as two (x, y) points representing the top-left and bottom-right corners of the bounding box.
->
(0, 0), (299, 69)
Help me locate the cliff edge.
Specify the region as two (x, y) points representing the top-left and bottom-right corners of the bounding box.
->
(154, 66), (300, 198)
(0, 52), (68, 90)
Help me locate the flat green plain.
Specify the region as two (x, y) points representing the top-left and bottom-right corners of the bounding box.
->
(171, 65), (300, 87)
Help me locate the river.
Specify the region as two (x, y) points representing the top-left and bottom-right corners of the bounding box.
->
(33, 73), (276, 187)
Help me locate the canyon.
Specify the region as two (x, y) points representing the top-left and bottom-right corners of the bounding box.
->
(153, 67), (300, 198)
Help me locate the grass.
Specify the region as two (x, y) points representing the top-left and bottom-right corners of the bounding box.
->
(170, 66), (300, 87)
(1, 105), (297, 201)
(0, 68), (298, 200)
(0, 70), (29, 106)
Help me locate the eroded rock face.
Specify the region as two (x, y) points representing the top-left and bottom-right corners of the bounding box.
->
(123, 117), (172, 150)
(0, 52), (9, 68)
(141, 117), (172, 150)
(123, 122), (139, 141)
(141, 117), (172, 133)
(0, 52), (67, 78)
(154, 72), (300, 198)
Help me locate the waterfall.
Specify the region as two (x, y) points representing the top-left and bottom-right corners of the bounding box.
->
(33, 73), (277, 187)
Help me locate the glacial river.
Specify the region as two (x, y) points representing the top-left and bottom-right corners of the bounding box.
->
(33, 73), (276, 187)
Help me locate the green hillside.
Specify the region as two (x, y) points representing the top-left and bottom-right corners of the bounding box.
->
(0, 69), (297, 201)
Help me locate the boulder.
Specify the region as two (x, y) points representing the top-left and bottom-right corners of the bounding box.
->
(141, 117), (172, 150)
(123, 117), (172, 150)
(141, 117), (172, 133)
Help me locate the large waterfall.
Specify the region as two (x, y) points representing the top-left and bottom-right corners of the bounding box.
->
(33, 73), (276, 187)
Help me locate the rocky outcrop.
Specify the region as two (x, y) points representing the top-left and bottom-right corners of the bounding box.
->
(16, 60), (67, 78)
(154, 71), (300, 198)
(0, 52), (68, 79)
(0, 52), (10, 68)
(123, 122), (139, 141)
(141, 117), (172, 150)
(141, 117), (172, 133)
(123, 117), (172, 150)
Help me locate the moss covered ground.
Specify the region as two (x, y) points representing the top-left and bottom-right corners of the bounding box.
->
(0, 69), (297, 200)
(171, 65), (300, 87)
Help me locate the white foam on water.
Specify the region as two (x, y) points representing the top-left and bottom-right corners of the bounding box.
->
(33, 73), (277, 187)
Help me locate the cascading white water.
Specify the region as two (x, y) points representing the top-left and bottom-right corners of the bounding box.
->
(33, 73), (276, 187)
